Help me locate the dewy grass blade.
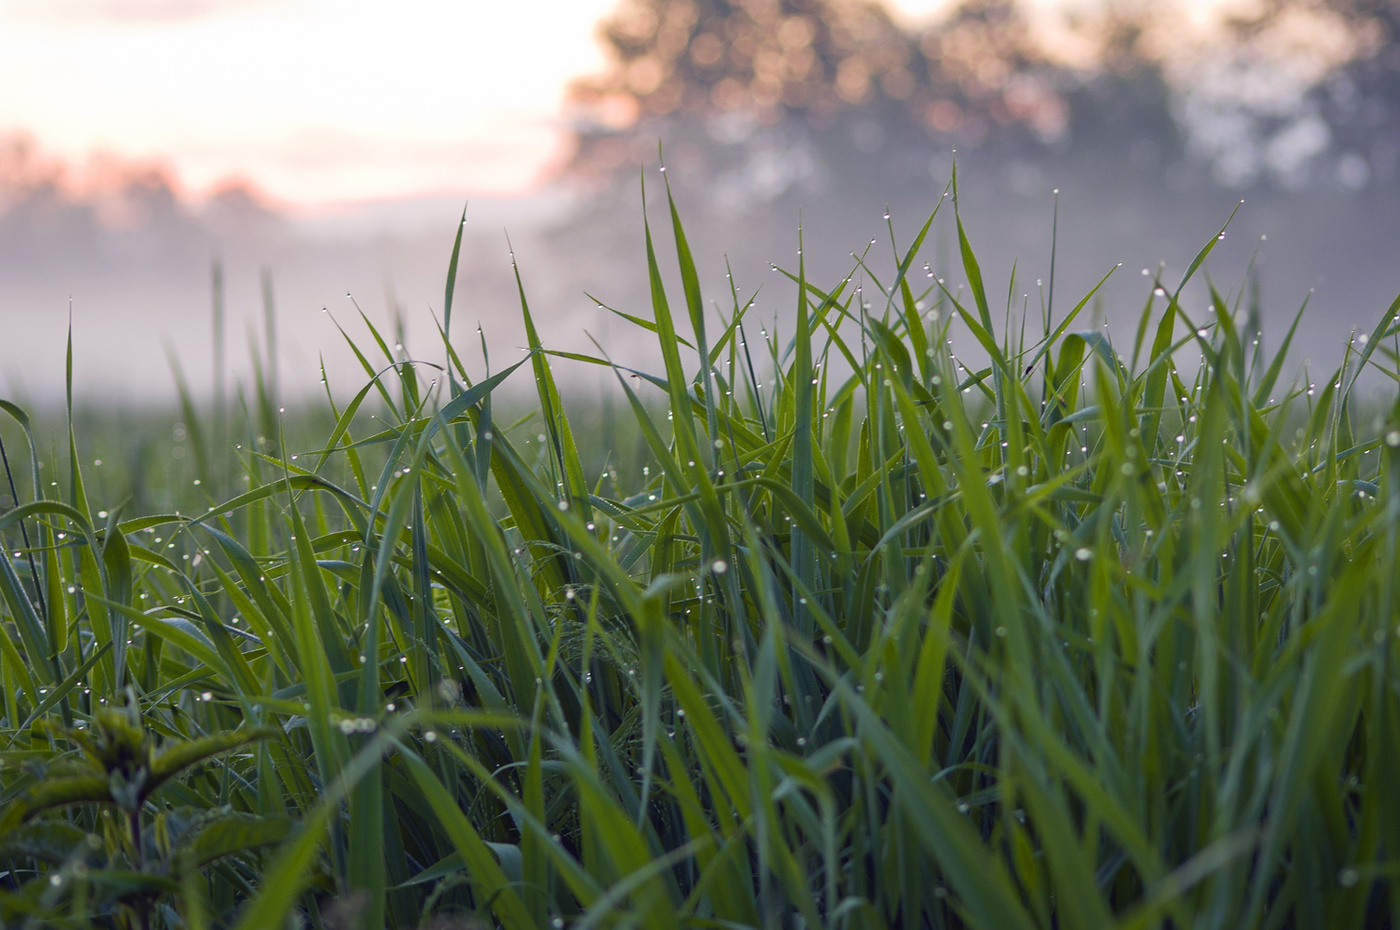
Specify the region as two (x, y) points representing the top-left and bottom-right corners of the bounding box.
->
(640, 173), (703, 473)
(663, 169), (720, 450)
(442, 203), (467, 346)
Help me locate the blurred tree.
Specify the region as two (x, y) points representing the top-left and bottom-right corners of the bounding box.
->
(1048, 0), (1398, 188)
(564, 0), (1400, 193)
(1229, 0), (1400, 186)
(566, 0), (1076, 186)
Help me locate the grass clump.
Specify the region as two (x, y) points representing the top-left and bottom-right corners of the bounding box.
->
(2, 173), (1400, 930)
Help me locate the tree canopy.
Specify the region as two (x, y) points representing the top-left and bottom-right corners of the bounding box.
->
(565, 0), (1399, 191)
(570, 0), (1069, 144)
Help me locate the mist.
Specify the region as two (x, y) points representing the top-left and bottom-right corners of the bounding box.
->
(1, 0), (1397, 408)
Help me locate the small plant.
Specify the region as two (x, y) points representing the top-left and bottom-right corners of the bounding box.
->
(1, 696), (282, 928)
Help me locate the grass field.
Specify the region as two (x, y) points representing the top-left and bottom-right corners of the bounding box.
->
(3, 172), (1400, 929)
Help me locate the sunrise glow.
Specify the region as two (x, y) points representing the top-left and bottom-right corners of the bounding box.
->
(0, 0), (986, 207)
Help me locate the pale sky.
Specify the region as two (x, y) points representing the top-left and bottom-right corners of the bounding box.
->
(0, 0), (953, 208)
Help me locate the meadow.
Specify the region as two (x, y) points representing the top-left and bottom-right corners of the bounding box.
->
(2, 172), (1399, 929)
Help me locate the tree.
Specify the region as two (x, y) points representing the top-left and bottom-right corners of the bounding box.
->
(565, 0), (1074, 185)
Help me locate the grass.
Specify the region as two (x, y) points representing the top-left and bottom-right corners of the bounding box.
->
(2, 169), (1400, 929)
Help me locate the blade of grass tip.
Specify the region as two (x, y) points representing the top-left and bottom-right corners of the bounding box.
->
(663, 164), (720, 451)
(1130, 287), (1156, 374)
(1022, 265), (1118, 375)
(350, 296), (409, 392)
(443, 203), (467, 352)
(1251, 294), (1309, 409)
(706, 260), (757, 360)
(738, 319), (770, 442)
(1140, 291), (1182, 452)
(509, 235), (591, 521)
(549, 343), (673, 391)
(1206, 279), (1247, 391)
(881, 185), (946, 314)
(412, 354), (526, 455)
(432, 312), (473, 388)
(952, 166), (994, 334)
(315, 355), (368, 496)
(310, 362), (414, 473)
(791, 218), (816, 638)
(1172, 200), (1244, 301)
(429, 311), (477, 477)
(640, 169), (703, 471)
(1004, 257), (1018, 350)
(475, 322), (494, 489)
(212, 260), (226, 489)
(262, 267), (279, 409)
(327, 310), (402, 417)
(900, 274), (932, 385)
(1344, 291), (1400, 398)
(590, 294), (698, 350)
(1046, 188), (1060, 336)
(1245, 259), (1266, 381)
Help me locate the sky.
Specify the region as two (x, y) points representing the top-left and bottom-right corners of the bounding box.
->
(0, 0), (953, 208)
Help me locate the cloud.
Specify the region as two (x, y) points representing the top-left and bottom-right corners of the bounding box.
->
(5, 0), (281, 26)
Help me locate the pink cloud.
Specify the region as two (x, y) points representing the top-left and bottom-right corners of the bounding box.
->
(7, 0), (281, 25)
